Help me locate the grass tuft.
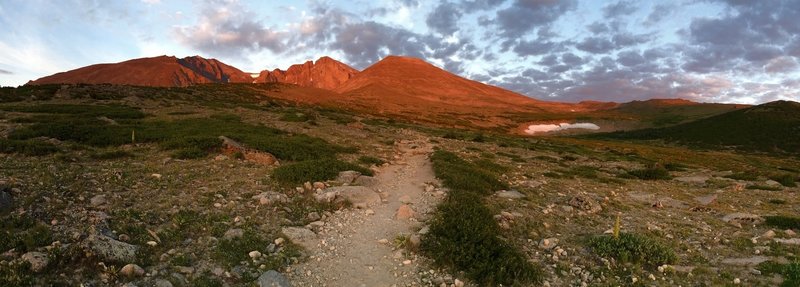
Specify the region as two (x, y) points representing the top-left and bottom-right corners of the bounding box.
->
(625, 164), (672, 180)
(430, 150), (508, 194)
(0, 139), (59, 156)
(272, 158), (373, 185)
(764, 215), (800, 230)
(588, 232), (677, 267)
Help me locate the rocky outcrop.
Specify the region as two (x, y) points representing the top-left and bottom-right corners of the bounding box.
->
(254, 56), (357, 90)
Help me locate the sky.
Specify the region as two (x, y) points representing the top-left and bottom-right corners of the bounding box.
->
(1, 0), (799, 104)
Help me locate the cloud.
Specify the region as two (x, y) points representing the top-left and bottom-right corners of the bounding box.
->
(426, 2), (463, 35)
(603, 1), (637, 18)
(174, 0), (289, 57)
(764, 56), (799, 73)
(0, 68), (12, 75)
(494, 0), (577, 39)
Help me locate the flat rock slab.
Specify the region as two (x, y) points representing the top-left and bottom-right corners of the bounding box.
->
(281, 227), (317, 250)
(83, 233), (139, 263)
(495, 190), (526, 199)
(775, 238), (800, 245)
(721, 256), (772, 266)
(258, 270), (292, 287)
(674, 176), (710, 184)
(722, 212), (764, 227)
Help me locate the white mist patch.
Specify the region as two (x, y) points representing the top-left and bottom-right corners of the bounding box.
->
(524, 123), (600, 135)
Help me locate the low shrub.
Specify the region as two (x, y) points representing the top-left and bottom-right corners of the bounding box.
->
(747, 185), (783, 191)
(724, 172), (760, 181)
(90, 150), (134, 160)
(0, 214), (53, 253)
(770, 174), (798, 187)
(422, 191), (542, 285)
(272, 159), (373, 185)
(626, 165), (672, 180)
(588, 232), (677, 266)
(764, 215), (800, 230)
(357, 156), (385, 166)
(430, 150), (507, 194)
(757, 261), (800, 287)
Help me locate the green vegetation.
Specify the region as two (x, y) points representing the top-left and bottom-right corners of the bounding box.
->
(625, 165), (672, 180)
(595, 101), (800, 154)
(588, 232), (677, 267)
(430, 150), (508, 194)
(279, 110), (316, 122)
(769, 199), (787, 205)
(747, 185), (783, 191)
(272, 158), (373, 185)
(0, 213), (53, 253)
(423, 150), (541, 286)
(214, 228), (299, 269)
(770, 174), (798, 187)
(757, 261), (800, 287)
(724, 172), (760, 181)
(0, 139), (59, 156)
(764, 215), (800, 230)
(90, 150), (134, 160)
(6, 105), (353, 160)
(0, 104), (145, 119)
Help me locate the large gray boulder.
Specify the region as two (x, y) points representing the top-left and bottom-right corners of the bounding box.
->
(83, 233), (139, 263)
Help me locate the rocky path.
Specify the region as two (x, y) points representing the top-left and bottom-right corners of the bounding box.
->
(286, 136), (440, 286)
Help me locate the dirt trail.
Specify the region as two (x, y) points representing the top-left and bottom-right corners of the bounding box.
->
(287, 136), (440, 286)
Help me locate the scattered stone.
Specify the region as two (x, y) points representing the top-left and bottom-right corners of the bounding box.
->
(694, 194), (717, 206)
(303, 182), (313, 191)
(765, 180), (781, 186)
(151, 173), (162, 179)
(395, 204), (416, 220)
(418, 226), (430, 235)
(495, 190), (526, 199)
(249, 251), (262, 259)
(257, 270), (292, 287)
(398, 195), (412, 204)
(312, 182), (326, 190)
(787, 230), (797, 237)
(147, 241), (158, 247)
(734, 278), (741, 284)
(83, 233), (139, 263)
(402, 260), (412, 265)
(722, 213), (764, 228)
(365, 209), (375, 216)
(214, 154), (228, 161)
(424, 184), (435, 193)
(408, 235), (421, 249)
(378, 239), (389, 244)
(336, 171), (362, 184)
(568, 195), (602, 214)
(154, 279), (174, 287)
(762, 230), (776, 239)
(120, 263), (145, 277)
(454, 279), (464, 287)
(223, 228), (244, 240)
(21, 252), (49, 272)
(281, 227), (317, 250)
(318, 186), (381, 208)
(274, 238), (285, 246)
(539, 238), (559, 250)
(253, 191), (289, 206)
(175, 266), (194, 274)
(90, 195), (107, 207)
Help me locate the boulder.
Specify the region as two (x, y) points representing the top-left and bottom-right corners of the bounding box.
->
(281, 227), (317, 250)
(253, 191), (289, 206)
(336, 171), (362, 184)
(120, 263), (145, 277)
(83, 233), (139, 263)
(257, 270), (292, 287)
(316, 186), (380, 208)
(395, 204), (416, 220)
(219, 136), (278, 166)
(21, 251), (49, 272)
(353, 176), (379, 187)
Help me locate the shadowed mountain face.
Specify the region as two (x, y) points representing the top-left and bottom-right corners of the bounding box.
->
(28, 56), (252, 87)
(254, 56), (358, 90)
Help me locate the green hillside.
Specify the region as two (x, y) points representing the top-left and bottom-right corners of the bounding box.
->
(596, 100), (800, 154)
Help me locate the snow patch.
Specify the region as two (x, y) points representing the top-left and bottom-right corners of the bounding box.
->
(525, 123), (600, 135)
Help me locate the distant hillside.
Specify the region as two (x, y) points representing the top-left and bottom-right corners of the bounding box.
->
(596, 101), (800, 154)
(607, 99), (748, 127)
(28, 56), (253, 87)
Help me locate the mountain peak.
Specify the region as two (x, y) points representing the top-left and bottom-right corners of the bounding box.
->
(254, 56), (357, 89)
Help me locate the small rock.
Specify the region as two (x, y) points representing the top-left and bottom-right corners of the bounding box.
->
(395, 204), (416, 220)
(402, 260), (412, 265)
(722, 213), (763, 227)
(365, 209), (375, 216)
(151, 173), (162, 179)
(648, 274), (656, 281)
(454, 279), (464, 287)
(312, 182), (326, 190)
(223, 228), (244, 240)
(257, 270), (292, 287)
(120, 263), (145, 277)
(765, 180), (781, 186)
(254, 191), (289, 206)
(303, 182), (313, 191)
(175, 266), (194, 274)
(409, 235), (421, 249)
(734, 278), (741, 284)
(21, 252), (49, 272)
(786, 229), (797, 237)
(539, 238), (559, 250)
(274, 238), (285, 246)
(249, 251), (262, 259)
(495, 190), (526, 199)
(775, 238), (800, 245)
(147, 241), (158, 246)
(398, 195), (412, 204)
(694, 194), (717, 206)
(418, 226), (430, 235)
(90, 195), (107, 207)
(378, 239), (389, 244)
(307, 212), (321, 222)
(762, 230), (776, 239)
(424, 184), (435, 193)
(214, 155), (229, 161)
